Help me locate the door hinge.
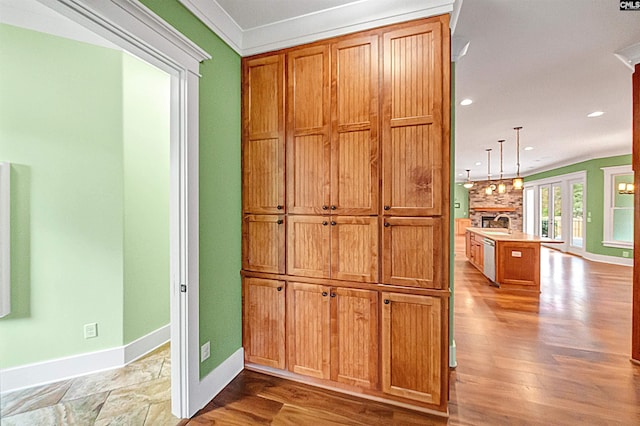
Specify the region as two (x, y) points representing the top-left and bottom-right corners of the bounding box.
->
(180, 284), (187, 293)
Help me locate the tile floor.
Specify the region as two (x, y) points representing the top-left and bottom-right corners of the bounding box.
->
(0, 343), (179, 425)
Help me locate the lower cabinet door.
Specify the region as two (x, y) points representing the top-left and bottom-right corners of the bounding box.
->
(381, 292), (442, 405)
(330, 287), (378, 388)
(243, 277), (286, 369)
(287, 282), (331, 379)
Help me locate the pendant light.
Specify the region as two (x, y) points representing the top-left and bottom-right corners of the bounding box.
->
(485, 149), (496, 195)
(512, 126), (524, 190)
(497, 139), (506, 193)
(463, 169), (474, 189)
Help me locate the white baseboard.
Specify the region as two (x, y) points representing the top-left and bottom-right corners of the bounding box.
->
(0, 324), (170, 394)
(583, 252), (633, 267)
(449, 340), (457, 368)
(191, 347), (244, 414)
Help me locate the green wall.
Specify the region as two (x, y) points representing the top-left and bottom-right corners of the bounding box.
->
(139, 0), (243, 378)
(0, 24), (170, 368)
(122, 53), (171, 343)
(525, 154), (632, 258)
(453, 184), (469, 218)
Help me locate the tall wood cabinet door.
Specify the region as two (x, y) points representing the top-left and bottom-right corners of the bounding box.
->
(242, 54), (285, 214)
(330, 36), (379, 215)
(381, 20), (446, 216)
(242, 215), (285, 274)
(330, 216), (378, 283)
(382, 217), (442, 289)
(381, 292), (442, 405)
(330, 287), (378, 389)
(287, 282), (331, 379)
(287, 215), (330, 278)
(243, 278), (286, 369)
(287, 46), (331, 215)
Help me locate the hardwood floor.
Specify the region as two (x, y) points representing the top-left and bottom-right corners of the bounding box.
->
(183, 238), (640, 425)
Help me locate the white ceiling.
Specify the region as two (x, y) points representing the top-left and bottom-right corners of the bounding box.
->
(4, 0), (639, 183)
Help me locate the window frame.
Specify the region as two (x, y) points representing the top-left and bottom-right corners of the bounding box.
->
(602, 165), (634, 249)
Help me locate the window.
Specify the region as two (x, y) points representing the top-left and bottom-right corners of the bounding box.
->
(602, 165), (634, 248)
(0, 162), (9, 317)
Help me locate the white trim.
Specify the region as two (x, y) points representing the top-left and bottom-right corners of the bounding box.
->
(583, 252), (634, 267)
(191, 348), (244, 413)
(179, 0), (454, 56)
(602, 240), (634, 249)
(524, 150), (631, 177)
(0, 325), (170, 394)
(0, 162), (10, 318)
(615, 42), (640, 71)
(525, 171), (587, 187)
(602, 165), (634, 248)
(449, 340), (457, 368)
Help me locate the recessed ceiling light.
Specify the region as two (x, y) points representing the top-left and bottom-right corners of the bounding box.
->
(475, 162), (482, 166)
(460, 98), (473, 106)
(524, 146), (534, 151)
(587, 111), (604, 118)
(458, 173), (463, 176)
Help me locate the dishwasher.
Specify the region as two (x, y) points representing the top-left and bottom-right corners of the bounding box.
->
(483, 238), (496, 283)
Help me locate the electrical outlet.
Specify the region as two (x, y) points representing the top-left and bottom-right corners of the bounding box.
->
(622, 251), (630, 258)
(201, 341), (210, 362)
(84, 323), (98, 339)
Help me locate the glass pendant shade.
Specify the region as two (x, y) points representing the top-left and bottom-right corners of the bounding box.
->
(463, 169), (474, 189)
(498, 182), (507, 193)
(512, 176), (524, 190)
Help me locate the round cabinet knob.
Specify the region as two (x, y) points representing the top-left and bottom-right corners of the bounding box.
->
(322, 205), (328, 210)
(330, 205), (337, 210)
(330, 292), (336, 298)
(277, 205), (283, 210)
(384, 299), (390, 304)
(322, 291), (328, 297)
(277, 286), (283, 292)
(331, 221), (337, 226)
(277, 219), (284, 225)
(384, 205), (390, 210)
(384, 222), (391, 227)
(322, 221), (329, 226)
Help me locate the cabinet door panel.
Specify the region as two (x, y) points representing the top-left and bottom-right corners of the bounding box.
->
(287, 216), (330, 278)
(330, 287), (378, 388)
(382, 23), (443, 216)
(331, 36), (379, 215)
(382, 217), (441, 288)
(243, 278), (286, 369)
(242, 55), (285, 213)
(287, 282), (330, 379)
(381, 292), (442, 405)
(242, 215), (285, 274)
(287, 46), (330, 214)
(330, 216), (378, 283)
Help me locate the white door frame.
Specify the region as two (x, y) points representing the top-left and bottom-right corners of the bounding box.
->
(35, 0), (211, 418)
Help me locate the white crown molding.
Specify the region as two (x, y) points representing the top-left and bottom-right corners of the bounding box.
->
(615, 42), (640, 71)
(179, 0), (454, 57)
(0, 325), (169, 394)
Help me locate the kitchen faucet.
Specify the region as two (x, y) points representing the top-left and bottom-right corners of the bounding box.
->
(493, 214), (512, 233)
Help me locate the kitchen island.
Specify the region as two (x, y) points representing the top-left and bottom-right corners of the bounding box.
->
(465, 227), (551, 293)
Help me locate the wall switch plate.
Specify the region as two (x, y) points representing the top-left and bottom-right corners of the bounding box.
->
(201, 341), (210, 362)
(623, 251), (630, 258)
(84, 323), (98, 339)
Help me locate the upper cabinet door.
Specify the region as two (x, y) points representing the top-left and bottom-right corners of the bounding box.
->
(287, 46), (331, 215)
(330, 36), (379, 215)
(242, 54), (285, 214)
(381, 22), (445, 216)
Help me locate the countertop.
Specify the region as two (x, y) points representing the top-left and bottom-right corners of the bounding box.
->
(466, 227), (562, 243)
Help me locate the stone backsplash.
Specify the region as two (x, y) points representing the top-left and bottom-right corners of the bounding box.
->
(467, 179), (523, 231)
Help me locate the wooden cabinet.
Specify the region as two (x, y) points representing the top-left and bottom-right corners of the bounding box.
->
(243, 278), (286, 369)
(242, 54), (285, 214)
(496, 241), (540, 291)
(287, 215), (378, 282)
(382, 217), (442, 288)
(466, 230), (484, 272)
(242, 215), (285, 274)
(455, 218), (472, 235)
(287, 38), (379, 215)
(287, 282), (378, 387)
(381, 292), (443, 406)
(381, 21), (444, 217)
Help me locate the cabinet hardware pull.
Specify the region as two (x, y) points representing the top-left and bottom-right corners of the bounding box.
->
(277, 286), (283, 291)
(322, 291), (328, 297)
(277, 205), (283, 210)
(322, 205), (328, 210)
(384, 299), (390, 304)
(330, 205), (336, 210)
(384, 205), (390, 210)
(322, 221), (329, 226)
(277, 219), (283, 225)
(331, 221), (336, 226)
(384, 222), (390, 227)
(330, 292), (336, 297)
